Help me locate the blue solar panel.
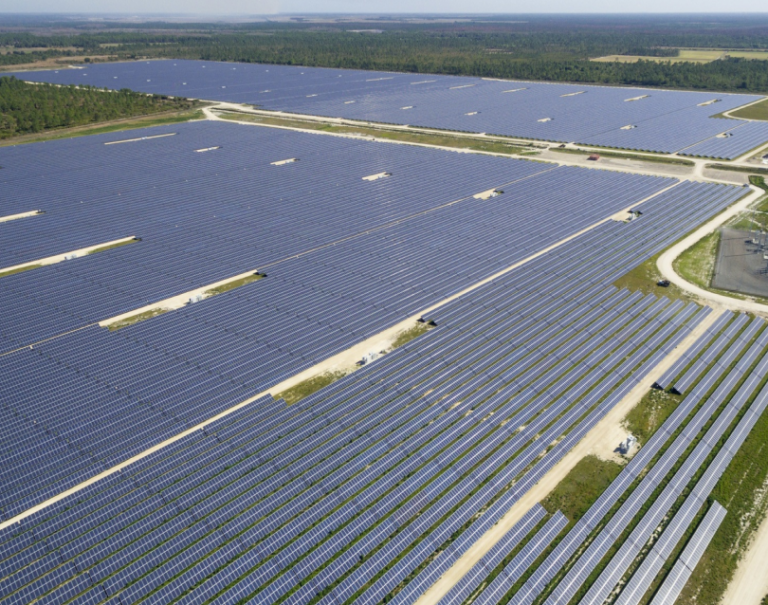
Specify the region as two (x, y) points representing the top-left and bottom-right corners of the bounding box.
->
(10, 60), (767, 156)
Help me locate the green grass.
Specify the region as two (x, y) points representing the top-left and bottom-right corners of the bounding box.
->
(391, 323), (430, 349)
(217, 111), (532, 156)
(205, 273), (264, 296)
(613, 252), (692, 303)
(678, 373), (768, 604)
(274, 371), (347, 406)
(729, 97), (768, 121)
(0, 263), (42, 278)
(0, 108), (206, 147)
(673, 229), (720, 289)
(542, 455), (623, 522)
(548, 147), (695, 166)
(107, 308), (168, 331)
(706, 163), (768, 175)
(87, 238), (138, 255)
(624, 388), (683, 444)
(750, 175), (768, 193)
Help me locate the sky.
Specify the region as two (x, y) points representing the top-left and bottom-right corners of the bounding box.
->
(1, 0), (766, 13)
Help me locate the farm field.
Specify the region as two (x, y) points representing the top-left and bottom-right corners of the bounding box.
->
(592, 49), (768, 64)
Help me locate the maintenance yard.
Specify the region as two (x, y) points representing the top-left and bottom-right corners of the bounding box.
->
(712, 227), (768, 299)
(1, 61), (768, 605)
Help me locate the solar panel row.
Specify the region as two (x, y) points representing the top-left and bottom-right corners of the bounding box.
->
(648, 503), (727, 605)
(574, 325), (768, 605)
(3, 121), (690, 515)
(436, 505), (547, 605)
(11, 59), (767, 157)
(615, 354), (768, 605)
(652, 311), (732, 390)
(0, 168), (738, 604)
(472, 513), (569, 605)
(508, 313), (763, 605)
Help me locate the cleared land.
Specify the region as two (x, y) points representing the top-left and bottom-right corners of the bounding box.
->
(591, 49), (724, 64)
(217, 111), (531, 156)
(592, 49), (768, 64)
(730, 97), (768, 121)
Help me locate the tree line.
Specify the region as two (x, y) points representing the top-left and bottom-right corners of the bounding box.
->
(2, 22), (768, 93)
(0, 77), (194, 139)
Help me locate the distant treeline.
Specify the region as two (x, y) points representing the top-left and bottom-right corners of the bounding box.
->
(3, 19), (768, 93)
(0, 76), (194, 138)
(150, 33), (768, 93)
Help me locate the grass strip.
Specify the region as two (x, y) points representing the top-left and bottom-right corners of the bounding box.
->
(391, 323), (430, 349)
(108, 308), (168, 331)
(87, 238), (139, 255)
(274, 371), (347, 406)
(613, 251), (693, 303)
(728, 97), (768, 121)
(673, 229), (720, 290)
(706, 163), (768, 175)
(542, 455), (624, 522)
(205, 273), (264, 296)
(217, 111), (532, 156)
(0, 108), (206, 147)
(750, 175), (768, 193)
(625, 389), (684, 444)
(0, 263), (42, 278)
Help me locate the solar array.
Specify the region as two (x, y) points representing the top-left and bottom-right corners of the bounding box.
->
(649, 503), (727, 605)
(1, 120), (696, 517)
(680, 120), (768, 159)
(12, 59), (767, 156)
(506, 312), (768, 605)
(0, 91), (763, 605)
(0, 140), (747, 604)
(472, 513), (568, 605)
(436, 505), (547, 605)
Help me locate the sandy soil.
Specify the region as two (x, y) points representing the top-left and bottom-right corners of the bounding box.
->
(412, 308), (724, 605)
(0, 236), (136, 274)
(100, 268), (263, 328)
(0, 210), (40, 223)
(722, 503), (768, 605)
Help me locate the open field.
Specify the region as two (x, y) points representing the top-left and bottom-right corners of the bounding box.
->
(591, 49), (768, 65)
(591, 49), (725, 64)
(730, 98), (768, 121)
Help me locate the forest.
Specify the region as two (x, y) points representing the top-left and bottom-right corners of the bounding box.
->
(2, 15), (768, 93)
(0, 77), (195, 138)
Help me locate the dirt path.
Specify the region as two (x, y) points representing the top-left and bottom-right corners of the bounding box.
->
(0, 236), (136, 274)
(412, 308), (724, 605)
(656, 184), (768, 317)
(722, 510), (768, 605)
